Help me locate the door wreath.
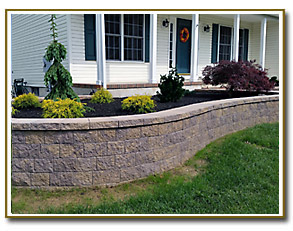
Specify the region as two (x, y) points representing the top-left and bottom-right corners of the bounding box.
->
(180, 27), (189, 43)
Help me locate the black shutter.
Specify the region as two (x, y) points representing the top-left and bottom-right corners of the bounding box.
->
(144, 14), (150, 62)
(243, 29), (249, 61)
(211, 24), (219, 63)
(84, 14), (96, 61)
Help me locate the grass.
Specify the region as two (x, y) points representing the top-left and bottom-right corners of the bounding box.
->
(11, 122), (279, 214)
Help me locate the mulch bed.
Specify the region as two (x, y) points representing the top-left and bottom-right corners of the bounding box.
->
(12, 90), (275, 119)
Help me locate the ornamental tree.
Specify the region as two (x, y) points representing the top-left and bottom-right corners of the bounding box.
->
(44, 14), (79, 101)
(202, 60), (274, 92)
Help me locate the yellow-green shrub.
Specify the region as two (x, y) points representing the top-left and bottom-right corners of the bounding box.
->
(41, 98), (87, 118)
(121, 95), (156, 114)
(90, 88), (114, 104)
(12, 107), (19, 115)
(12, 93), (41, 109)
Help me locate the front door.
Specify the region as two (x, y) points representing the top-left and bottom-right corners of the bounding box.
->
(176, 18), (192, 74)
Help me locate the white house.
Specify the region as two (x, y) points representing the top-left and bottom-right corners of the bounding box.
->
(11, 12), (280, 96)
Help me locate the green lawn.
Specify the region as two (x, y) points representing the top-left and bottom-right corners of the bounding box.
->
(12, 123), (279, 214)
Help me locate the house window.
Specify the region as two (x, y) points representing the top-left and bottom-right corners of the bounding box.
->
(211, 24), (249, 63)
(105, 14), (121, 60)
(169, 23), (174, 68)
(218, 26), (232, 61)
(84, 14), (149, 62)
(123, 14), (144, 61)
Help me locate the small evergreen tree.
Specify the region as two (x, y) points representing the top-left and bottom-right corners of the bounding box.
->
(44, 14), (79, 101)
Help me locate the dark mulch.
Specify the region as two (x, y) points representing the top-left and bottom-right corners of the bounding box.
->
(12, 90), (275, 118)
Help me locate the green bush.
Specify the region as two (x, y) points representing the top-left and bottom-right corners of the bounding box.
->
(121, 95), (156, 114)
(44, 15), (79, 101)
(90, 88), (114, 104)
(41, 98), (88, 118)
(12, 107), (19, 115)
(12, 93), (41, 109)
(157, 68), (185, 102)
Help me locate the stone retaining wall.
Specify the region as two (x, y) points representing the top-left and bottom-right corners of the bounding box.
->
(11, 95), (279, 188)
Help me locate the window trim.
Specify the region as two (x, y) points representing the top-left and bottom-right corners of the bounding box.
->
(105, 14), (147, 63)
(216, 24), (248, 63)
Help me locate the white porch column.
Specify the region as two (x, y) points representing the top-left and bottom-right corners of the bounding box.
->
(232, 14), (240, 62)
(149, 14), (157, 83)
(96, 14), (107, 88)
(190, 14), (199, 82)
(260, 17), (267, 70)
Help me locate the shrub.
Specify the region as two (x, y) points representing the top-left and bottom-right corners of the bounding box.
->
(44, 15), (79, 101)
(41, 98), (87, 118)
(12, 93), (41, 109)
(121, 95), (156, 114)
(270, 76), (279, 87)
(157, 68), (185, 102)
(202, 60), (274, 92)
(90, 88), (114, 104)
(12, 107), (19, 115)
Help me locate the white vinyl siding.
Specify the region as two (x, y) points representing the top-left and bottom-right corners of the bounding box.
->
(70, 14), (150, 85)
(265, 20), (279, 77)
(11, 14), (69, 87)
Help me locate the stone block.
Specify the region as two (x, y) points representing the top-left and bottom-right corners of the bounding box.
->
(135, 150), (155, 165)
(141, 125), (159, 137)
(53, 158), (77, 172)
(44, 131), (73, 144)
(93, 170), (120, 185)
(136, 163), (156, 178)
(12, 158), (34, 172)
(76, 157), (96, 171)
(120, 167), (140, 182)
(25, 131), (45, 144)
(125, 137), (149, 153)
(12, 172), (30, 186)
(115, 153), (136, 168)
(50, 172), (74, 186)
(117, 127), (141, 140)
(96, 129), (116, 142)
(73, 130), (97, 143)
(31, 173), (50, 186)
(59, 118), (90, 130)
(73, 172), (92, 186)
(60, 144), (83, 158)
(96, 156), (115, 170)
(108, 141), (124, 155)
(158, 123), (173, 135)
(89, 117), (119, 129)
(34, 159), (53, 173)
(12, 144), (40, 158)
(84, 142), (107, 157)
(11, 131), (25, 144)
(39, 144), (60, 159)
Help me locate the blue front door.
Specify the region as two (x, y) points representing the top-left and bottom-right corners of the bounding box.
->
(176, 18), (192, 74)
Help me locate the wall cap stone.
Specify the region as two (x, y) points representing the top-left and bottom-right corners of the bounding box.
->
(11, 95), (279, 131)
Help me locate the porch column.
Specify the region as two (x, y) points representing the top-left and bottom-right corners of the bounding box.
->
(96, 14), (107, 88)
(232, 14), (240, 62)
(260, 17), (267, 70)
(190, 14), (199, 82)
(150, 14), (157, 83)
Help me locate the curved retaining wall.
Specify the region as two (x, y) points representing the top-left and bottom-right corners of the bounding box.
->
(11, 95), (279, 188)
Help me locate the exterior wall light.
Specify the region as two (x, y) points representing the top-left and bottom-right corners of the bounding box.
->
(204, 25), (210, 32)
(162, 19), (169, 28)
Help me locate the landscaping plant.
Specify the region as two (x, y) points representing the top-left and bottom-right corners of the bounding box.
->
(44, 14), (79, 101)
(121, 95), (156, 114)
(12, 93), (41, 109)
(157, 68), (185, 102)
(202, 60), (274, 92)
(42, 98), (87, 118)
(90, 88), (114, 104)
